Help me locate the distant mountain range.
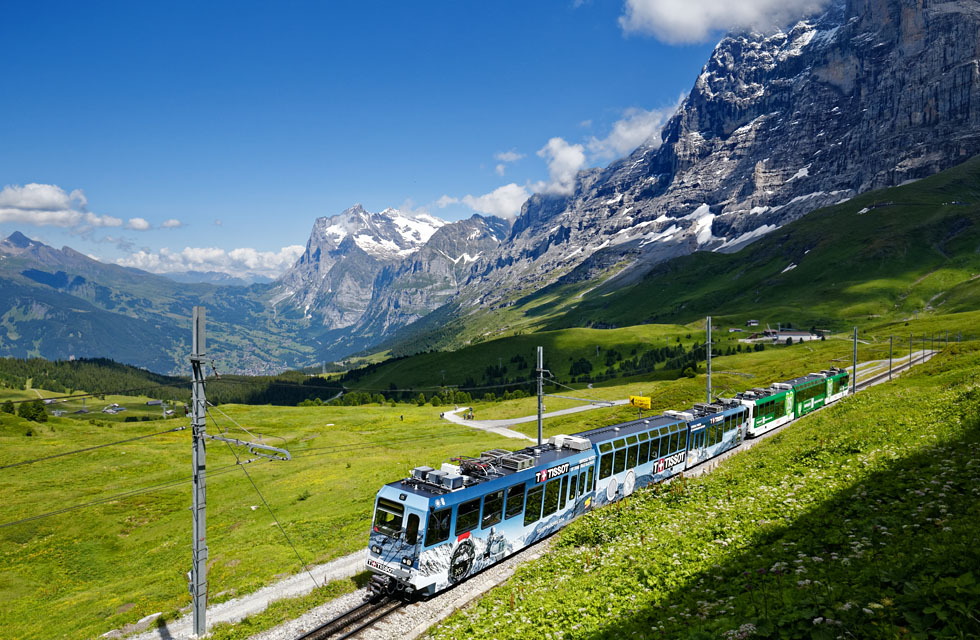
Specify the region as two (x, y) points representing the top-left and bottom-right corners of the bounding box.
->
(162, 271), (273, 286)
(2, 0), (978, 373)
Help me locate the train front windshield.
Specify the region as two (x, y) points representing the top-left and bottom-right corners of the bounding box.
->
(373, 498), (404, 536)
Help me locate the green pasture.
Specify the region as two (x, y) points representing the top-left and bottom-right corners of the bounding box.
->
(0, 400), (517, 639)
(429, 341), (980, 639)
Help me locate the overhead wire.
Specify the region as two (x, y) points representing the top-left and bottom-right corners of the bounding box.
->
(3, 381), (192, 406)
(0, 425), (187, 471)
(206, 408), (320, 590)
(0, 460), (254, 529)
(206, 401), (287, 446)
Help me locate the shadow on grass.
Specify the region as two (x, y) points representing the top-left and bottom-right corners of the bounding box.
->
(582, 419), (980, 639)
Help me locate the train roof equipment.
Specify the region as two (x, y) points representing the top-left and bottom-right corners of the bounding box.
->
(395, 414), (682, 498)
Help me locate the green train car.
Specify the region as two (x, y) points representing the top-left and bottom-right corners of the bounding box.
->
(735, 368), (849, 438)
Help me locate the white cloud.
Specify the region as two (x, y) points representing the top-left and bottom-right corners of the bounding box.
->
(0, 183), (121, 228)
(126, 217), (151, 231)
(493, 149), (525, 177)
(494, 150), (525, 163)
(435, 195), (459, 208)
(161, 218), (183, 229)
(536, 137), (587, 195)
(116, 244), (305, 278)
(460, 183), (531, 218)
(588, 98), (684, 159)
(619, 0), (829, 44)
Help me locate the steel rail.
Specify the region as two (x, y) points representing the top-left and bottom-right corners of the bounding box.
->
(294, 596), (402, 640)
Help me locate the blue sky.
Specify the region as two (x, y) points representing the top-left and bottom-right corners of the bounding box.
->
(0, 1), (735, 277)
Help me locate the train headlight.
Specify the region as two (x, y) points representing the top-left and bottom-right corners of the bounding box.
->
(371, 545), (382, 555)
(402, 556), (413, 566)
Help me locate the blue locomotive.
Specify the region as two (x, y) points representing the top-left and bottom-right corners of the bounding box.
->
(365, 368), (846, 597)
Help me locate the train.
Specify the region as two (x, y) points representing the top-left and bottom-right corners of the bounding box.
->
(364, 367), (850, 597)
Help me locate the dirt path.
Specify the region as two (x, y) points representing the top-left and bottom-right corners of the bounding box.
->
(443, 399), (630, 442)
(120, 551), (367, 640)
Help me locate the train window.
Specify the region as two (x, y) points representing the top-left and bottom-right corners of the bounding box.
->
(626, 435), (638, 445)
(669, 430), (679, 453)
(425, 508), (451, 546)
(638, 431), (649, 441)
(707, 423), (715, 447)
(679, 429), (688, 451)
(558, 476), (567, 511)
(578, 472), (586, 496)
(569, 473), (578, 501)
(649, 437), (660, 459)
(599, 454), (613, 479)
(587, 466), (595, 492)
(505, 483), (526, 520)
(639, 440), (650, 464)
(543, 479), (561, 517)
(455, 498), (480, 536)
(599, 442), (613, 454)
(373, 498), (404, 537)
(481, 490), (504, 529)
(406, 514), (420, 545)
(613, 438), (626, 450)
(614, 448), (626, 474)
(627, 445), (638, 468)
(524, 486), (544, 527)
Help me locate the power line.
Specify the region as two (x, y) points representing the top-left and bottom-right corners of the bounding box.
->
(291, 432), (472, 459)
(210, 376), (535, 394)
(0, 426), (187, 471)
(207, 401), (287, 447)
(207, 409), (320, 591)
(3, 381), (191, 406)
(0, 460), (254, 529)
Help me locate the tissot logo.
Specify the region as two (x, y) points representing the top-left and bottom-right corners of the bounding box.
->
(536, 462), (570, 483)
(367, 559), (396, 576)
(656, 451), (687, 472)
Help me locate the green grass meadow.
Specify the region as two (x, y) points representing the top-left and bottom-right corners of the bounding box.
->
(428, 341), (980, 639)
(0, 400), (519, 639)
(2, 311), (973, 639)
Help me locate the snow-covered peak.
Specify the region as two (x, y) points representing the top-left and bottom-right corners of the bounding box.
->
(310, 204), (447, 260)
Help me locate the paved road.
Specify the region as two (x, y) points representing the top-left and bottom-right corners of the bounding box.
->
(443, 399), (630, 442)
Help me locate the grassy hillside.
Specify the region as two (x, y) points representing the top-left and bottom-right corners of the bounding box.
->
(429, 341), (980, 640)
(369, 154), (980, 361)
(559, 155), (980, 330)
(0, 312), (971, 638)
(0, 401), (518, 639)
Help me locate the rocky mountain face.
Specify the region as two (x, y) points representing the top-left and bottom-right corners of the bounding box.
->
(272, 204), (446, 329)
(349, 215), (510, 340)
(272, 206), (510, 358)
(468, 0), (980, 306)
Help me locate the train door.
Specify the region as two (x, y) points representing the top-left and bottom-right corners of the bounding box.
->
(582, 464), (595, 510)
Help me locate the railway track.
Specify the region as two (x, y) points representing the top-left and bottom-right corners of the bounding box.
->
(856, 349), (933, 391)
(294, 596), (403, 640)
